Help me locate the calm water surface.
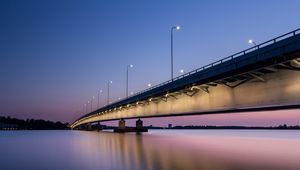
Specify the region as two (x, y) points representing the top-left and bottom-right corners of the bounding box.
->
(1, 130), (300, 170)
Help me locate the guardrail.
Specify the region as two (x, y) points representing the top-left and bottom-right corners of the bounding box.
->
(126, 28), (300, 98)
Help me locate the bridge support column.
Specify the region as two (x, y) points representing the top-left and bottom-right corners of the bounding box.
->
(135, 118), (148, 133)
(97, 122), (103, 131)
(77, 124), (84, 130)
(113, 118), (148, 133)
(114, 119), (126, 133)
(86, 123), (92, 131)
(136, 118), (143, 129)
(118, 118), (126, 129)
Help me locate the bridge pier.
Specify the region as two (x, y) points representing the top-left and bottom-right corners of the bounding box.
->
(136, 118), (143, 129)
(79, 123), (102, 131)
(86, 123), (92, 131)
(97, 122), (103, 131)
(118, 118), (126, 129)
(114, 118), (148, 133)
(136, 118), (148, 133)
(76, 124), (84, 130)
(93, 122), (103, 131)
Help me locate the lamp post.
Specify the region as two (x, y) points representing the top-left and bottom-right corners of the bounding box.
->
(97, 89), (102, 108)
(107, 81), (112, 104)
(87, 100), (90, 113)
(84, 104), (87, 114)
(91, 96), (95, 111)
(171, 25), (180, 81)
(126, 64), (133, 97)
(248, 39), (257, 46)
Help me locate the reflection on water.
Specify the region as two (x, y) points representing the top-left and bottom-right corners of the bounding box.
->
(0, 130), (300, 170)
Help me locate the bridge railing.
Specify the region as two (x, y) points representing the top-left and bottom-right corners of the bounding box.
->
(128, 28), (300, 99)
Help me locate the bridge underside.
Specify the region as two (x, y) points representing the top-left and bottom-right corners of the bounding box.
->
(71, 55), (300, 128)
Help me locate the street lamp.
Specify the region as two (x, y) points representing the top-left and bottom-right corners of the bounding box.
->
(87, 100), (90, 113)
(84, 103), (87, 114)
(171, 25), (180, 81)
(107, 81), (113, 104)
(91, 96), (95, 111)
(97, 89), (103, 108)
(126, 64), (133, 97)
(180, 69), (184, 74)
(248, 39), (257, 46)
(148, 83), (152, 87)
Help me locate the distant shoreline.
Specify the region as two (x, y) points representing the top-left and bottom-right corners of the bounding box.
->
(0, 116), (69, 130)
(1, 115), (299, 131)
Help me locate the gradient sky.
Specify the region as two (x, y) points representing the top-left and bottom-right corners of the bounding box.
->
(1, 0), (300, 125)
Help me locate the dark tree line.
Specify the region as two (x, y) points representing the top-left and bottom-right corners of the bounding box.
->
(0, 116), (69, 130)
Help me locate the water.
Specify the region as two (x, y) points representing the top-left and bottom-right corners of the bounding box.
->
(1, 130), (300, 170)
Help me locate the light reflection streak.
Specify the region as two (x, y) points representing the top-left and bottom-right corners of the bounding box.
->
(71, 130), (300, 170)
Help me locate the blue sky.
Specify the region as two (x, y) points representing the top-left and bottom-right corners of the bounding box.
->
(1, 0), (300, 123)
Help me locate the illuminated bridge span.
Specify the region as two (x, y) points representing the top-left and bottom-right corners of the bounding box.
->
(71, 28), (300, 130)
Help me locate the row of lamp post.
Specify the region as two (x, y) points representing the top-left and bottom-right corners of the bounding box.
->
(81, 25), (257, 114)
(81, 25), (181, 114)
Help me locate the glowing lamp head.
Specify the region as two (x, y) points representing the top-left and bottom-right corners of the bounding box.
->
(129, 64), (133, 68)
(148, 83), (152, 87)
(248, 39), (253, 44)
(176, 26), (180, 30)
(180, 69), (184, 73)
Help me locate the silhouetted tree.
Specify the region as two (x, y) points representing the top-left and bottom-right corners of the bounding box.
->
(0, 116), (69, 130)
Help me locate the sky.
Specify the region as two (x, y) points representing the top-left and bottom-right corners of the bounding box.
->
(0, 0), (300, 125)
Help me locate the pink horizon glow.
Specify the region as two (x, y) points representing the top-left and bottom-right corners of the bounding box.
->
(99, 109), (300, 127)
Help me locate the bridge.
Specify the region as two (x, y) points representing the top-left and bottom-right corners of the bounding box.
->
(71, 28), (300, 131)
